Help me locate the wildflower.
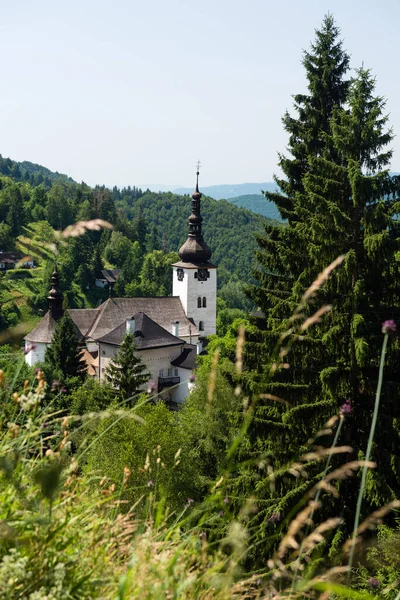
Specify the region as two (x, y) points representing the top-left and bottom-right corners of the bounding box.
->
(267, 512), (281, 524)
(186, 498), (194, 507)
(189, 373), (196, 383)
(61, 386), (68, 394)
(123, 466), (131, 485)
(223, 496), (230, 505)
(368, 578), (380, 589)
(200, 531), (207, 541)
(147, 380), (158, 394)
(219, 510), (224, 517)
(12, 392), (19, 403)
(382, 320), (396, 334)
(340, 400), (352, 416)
(147, 479), (154, 487)
(24, 342), (37, 354)
(51, 380), (60, 392)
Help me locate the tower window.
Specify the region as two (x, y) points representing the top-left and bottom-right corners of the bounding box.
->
(197, 297), (202, 308)
(202, 297), (207, 308)
(199, 321), (204, 331)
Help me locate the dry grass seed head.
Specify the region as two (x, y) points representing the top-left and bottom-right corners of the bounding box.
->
(300, 305), (333, 332)
(301, 255), (345, 305)
(277, 501), (320, 559)
(343, 500), (400, 553)
(235, 325), (245, 375)
(62, 219), (113, 238)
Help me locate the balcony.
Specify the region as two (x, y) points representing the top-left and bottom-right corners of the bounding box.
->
(158, 376), (180, 390)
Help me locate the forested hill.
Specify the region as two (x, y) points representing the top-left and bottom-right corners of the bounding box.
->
(0, 155), (75, 187)
(115, 191), (267, 283)
(226, 194), (282, 221)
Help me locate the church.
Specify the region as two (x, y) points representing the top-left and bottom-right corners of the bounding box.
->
(24, 173), (217, 404)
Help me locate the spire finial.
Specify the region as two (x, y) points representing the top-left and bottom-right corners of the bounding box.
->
(195, 160), (201, 192)
(48, 263), (64, 320)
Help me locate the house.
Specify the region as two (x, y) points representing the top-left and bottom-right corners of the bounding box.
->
(0, 252), (35, 270)
(95, 268), (121, 288)
(24, 171), (217, 405)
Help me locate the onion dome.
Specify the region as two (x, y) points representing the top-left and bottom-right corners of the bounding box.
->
(178, 170), (212, 264)
(48, 268), (64, 320)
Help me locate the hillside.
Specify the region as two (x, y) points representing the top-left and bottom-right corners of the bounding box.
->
(226, 194), (282, 221)
(0, 155), (75, 186)
(168, 181), (278, 199)
(116, 191), (267, 284)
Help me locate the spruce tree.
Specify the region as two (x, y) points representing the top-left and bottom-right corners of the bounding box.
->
(250, 15), (350, 333)
(105, 333), (151, 402)
(243, 31), (400, 552)
(44, 314), (87, 382)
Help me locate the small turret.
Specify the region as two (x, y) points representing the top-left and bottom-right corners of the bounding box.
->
(48, 268), (64, 321)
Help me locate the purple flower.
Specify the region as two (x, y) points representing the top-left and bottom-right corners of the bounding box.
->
(51, 380), (60, 392)
(219, 510), (224, 517)
(223, 496), (230, 505)
(147, 479), (154, 487)
(147, 380), (158, 394)
(368, 578), (380, 589)
(24, 342), (37, 355)
(340, 400), (352, 416)
(267, 512), (281, 524)
(382, 320), (397, 334)
(61, 386), (68, 394)
(189, 373), (196, 383)
(186, 498), (194, 507)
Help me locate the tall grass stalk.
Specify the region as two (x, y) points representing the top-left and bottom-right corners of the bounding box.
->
(348, 332), (389, 572)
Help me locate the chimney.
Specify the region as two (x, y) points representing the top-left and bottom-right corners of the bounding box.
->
(126, 317), (136, 335)
(172, 321), (179, 337)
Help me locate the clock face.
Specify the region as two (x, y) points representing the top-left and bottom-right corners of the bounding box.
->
(197, 269), (209, 282)
(177, 269), (184, 281)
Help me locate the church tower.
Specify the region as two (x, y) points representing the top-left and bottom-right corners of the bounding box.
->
(172, 168), (217, 337)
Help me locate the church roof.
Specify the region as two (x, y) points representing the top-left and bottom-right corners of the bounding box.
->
(85, 297), (198, 340)
(97, 312), (184, 350)
(24, 296), (198, 345)
(178, 171), (213, 265)
(25, 311), (57, 343)
(171, 344), (198, 370)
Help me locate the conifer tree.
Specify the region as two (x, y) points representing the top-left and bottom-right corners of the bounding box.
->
(44, 314), (87, 382)
(105, 333), (150, 402)
(249, 15), (350, 334)
(243, 30), (400, 550)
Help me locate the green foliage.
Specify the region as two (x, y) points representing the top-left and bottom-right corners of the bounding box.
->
(44, 313), (87, 384)
(105, 333), (150, 401)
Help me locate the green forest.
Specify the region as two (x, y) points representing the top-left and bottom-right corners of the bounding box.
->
(1, 13), (400, 600)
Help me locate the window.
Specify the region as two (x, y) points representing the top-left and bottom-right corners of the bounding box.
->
(102, 350), (105, 356)
(197, 297), (202, 308)
(159, 368), (164, 377)
(168, 367), (173, 376)
(199, 321), (204, 331)
(175, 368), (178, 376)
(202, 297), (207, 308)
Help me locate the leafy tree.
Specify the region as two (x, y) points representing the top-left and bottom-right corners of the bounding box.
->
(0, 222), (13, 250)
(44, 313), (87, 382)
(105, 333), (150, 401)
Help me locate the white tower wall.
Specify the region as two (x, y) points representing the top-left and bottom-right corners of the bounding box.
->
(172, 266), (217, 336)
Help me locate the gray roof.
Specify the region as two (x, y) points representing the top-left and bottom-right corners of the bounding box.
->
(25, 311), (57, 343)
(98, 269), (121, 284)
(171, 344), (198, 370)
(172, 261), (217, 269)
(86, 297), (198, 340)
(67, 309), (99, 337)
(97, 312), (184, 350)
(25, 297), (198, 346)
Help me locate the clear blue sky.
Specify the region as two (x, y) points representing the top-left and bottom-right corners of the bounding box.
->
(1, 0), (399, 188)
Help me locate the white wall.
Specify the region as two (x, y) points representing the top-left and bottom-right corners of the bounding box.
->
(98, 343), (184, 384)
(25, 341), (47, 367)
(172, 266), (217, 336)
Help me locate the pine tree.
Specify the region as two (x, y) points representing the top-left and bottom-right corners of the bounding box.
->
(44, 314), (87, 382)
(105, 333), (151, 402)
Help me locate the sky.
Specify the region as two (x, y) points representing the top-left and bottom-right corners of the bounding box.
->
(1, 0), (399, 188)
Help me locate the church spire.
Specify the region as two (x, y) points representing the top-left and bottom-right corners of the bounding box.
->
(178, 164), (212, 264)
(48, 267), (64, 321)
